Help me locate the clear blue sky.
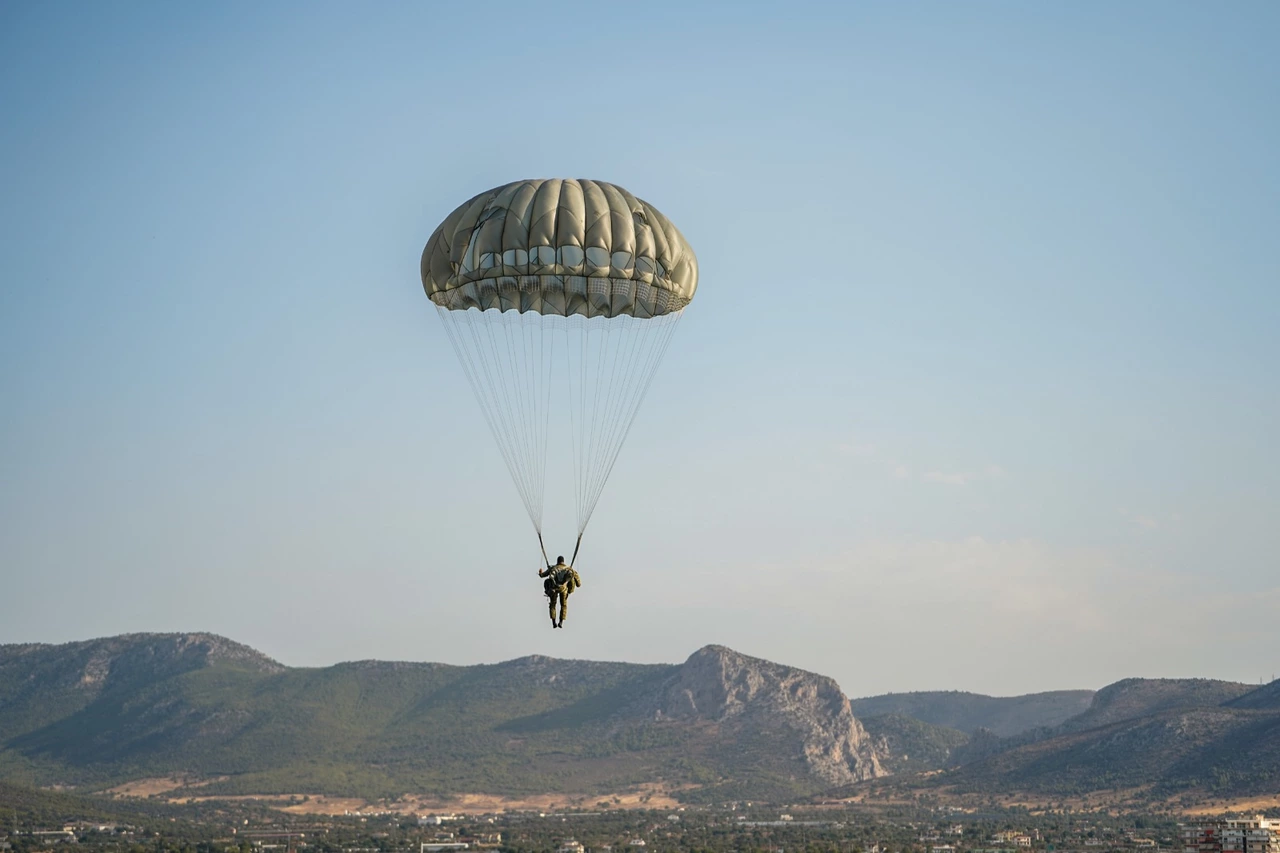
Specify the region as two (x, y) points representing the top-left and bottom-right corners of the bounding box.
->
(2, 0), (1277, 696)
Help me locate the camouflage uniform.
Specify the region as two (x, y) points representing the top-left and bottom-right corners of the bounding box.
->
(538, 561), (581, 626)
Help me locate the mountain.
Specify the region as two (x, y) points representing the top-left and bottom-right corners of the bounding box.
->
(858, 714), (970, 774)
(0, 633), (282, 744)
(848, 690), (1095, 737)
(647, 645), (882, 791)
(0, 634), (882, 803)
(890, 677), (1280, 800)
(1225, 678), (1280, 710)
(1057, 678), (1255, 732)
(6, 634), (1276, 808)
(941, 705), (1280, 798)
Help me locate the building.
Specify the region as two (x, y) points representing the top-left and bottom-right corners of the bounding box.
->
(26, 831), (77, 845)
(994, 832), (1033, 848)
(1183, 817), (1280, 853)
(419, 815), (459, 827)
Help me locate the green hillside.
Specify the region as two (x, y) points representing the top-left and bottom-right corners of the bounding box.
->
(1058, 678), (1255, 732)
(1, 638), (681, 797)
(941, 706), (1280, 798)
(848, 690), (1095, 737)
(0, 634), (874, 803)
(6, 634), (1277, 807)
(878, 677), (1280, 800)
(858, 713), (970, 774)
(1224, 678), (1280, 710)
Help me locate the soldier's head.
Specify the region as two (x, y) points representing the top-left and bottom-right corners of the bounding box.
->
(557, 556), (565, 565)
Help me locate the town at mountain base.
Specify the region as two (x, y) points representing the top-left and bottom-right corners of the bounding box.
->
(1, 634), (1277, 809)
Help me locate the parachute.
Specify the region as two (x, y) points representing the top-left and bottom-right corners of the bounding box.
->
(422, 179), (698, 562)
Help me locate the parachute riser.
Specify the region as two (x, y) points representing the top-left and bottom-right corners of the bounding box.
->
(537, 531), (551, 567)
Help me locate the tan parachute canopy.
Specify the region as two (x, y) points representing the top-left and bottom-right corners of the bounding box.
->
(421, 178), (698, 318)
(422, 179), (697, 561)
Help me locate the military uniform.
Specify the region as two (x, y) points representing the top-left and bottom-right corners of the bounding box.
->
(538, 561), (581, 626)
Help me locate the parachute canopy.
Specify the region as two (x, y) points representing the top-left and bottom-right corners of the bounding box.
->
(422, 179), (697, 549)
(422, 178), (697, 319)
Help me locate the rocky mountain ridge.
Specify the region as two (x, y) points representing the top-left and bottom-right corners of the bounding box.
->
(877, 677), (1280, 802)
(1058, 677), (1255, 732)
(3, 633), (1276, 805)
(650, 645), (881, 784)
(0, 632), (284, 686)
(0, 633), (881, 801)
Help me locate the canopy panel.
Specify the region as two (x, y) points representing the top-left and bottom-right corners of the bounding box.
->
(422, 179), (698, 319)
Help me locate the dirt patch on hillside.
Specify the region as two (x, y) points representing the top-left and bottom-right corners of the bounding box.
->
(105, 776), (228, 797)
(161, 783), (691, 815)
(1180, 794), (1280, 815)
(376, 784), (690, 815)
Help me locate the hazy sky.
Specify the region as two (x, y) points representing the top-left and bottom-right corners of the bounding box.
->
(3, 1), (1277, 698)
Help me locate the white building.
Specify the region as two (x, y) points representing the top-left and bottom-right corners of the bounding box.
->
(1184, 817), (1280, 853)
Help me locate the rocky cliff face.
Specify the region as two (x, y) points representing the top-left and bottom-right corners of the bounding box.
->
(650, 645), (883, 785)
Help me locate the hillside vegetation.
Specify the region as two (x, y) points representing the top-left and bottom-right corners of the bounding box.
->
(1225, 678), (1280, 710)
(1059, 678), (1255, 732)
(4, 634), (1278, 807)
(0, 635), (878, 803)
(848, 690), (1095, 737)
(893, 678), (1280, 800)
(858, 714), (970, 774)
(944, 706), (1280, 797)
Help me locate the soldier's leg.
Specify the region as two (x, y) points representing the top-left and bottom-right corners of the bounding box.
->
(559, 590), (569, 625)
(547, 591), (557, 625)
